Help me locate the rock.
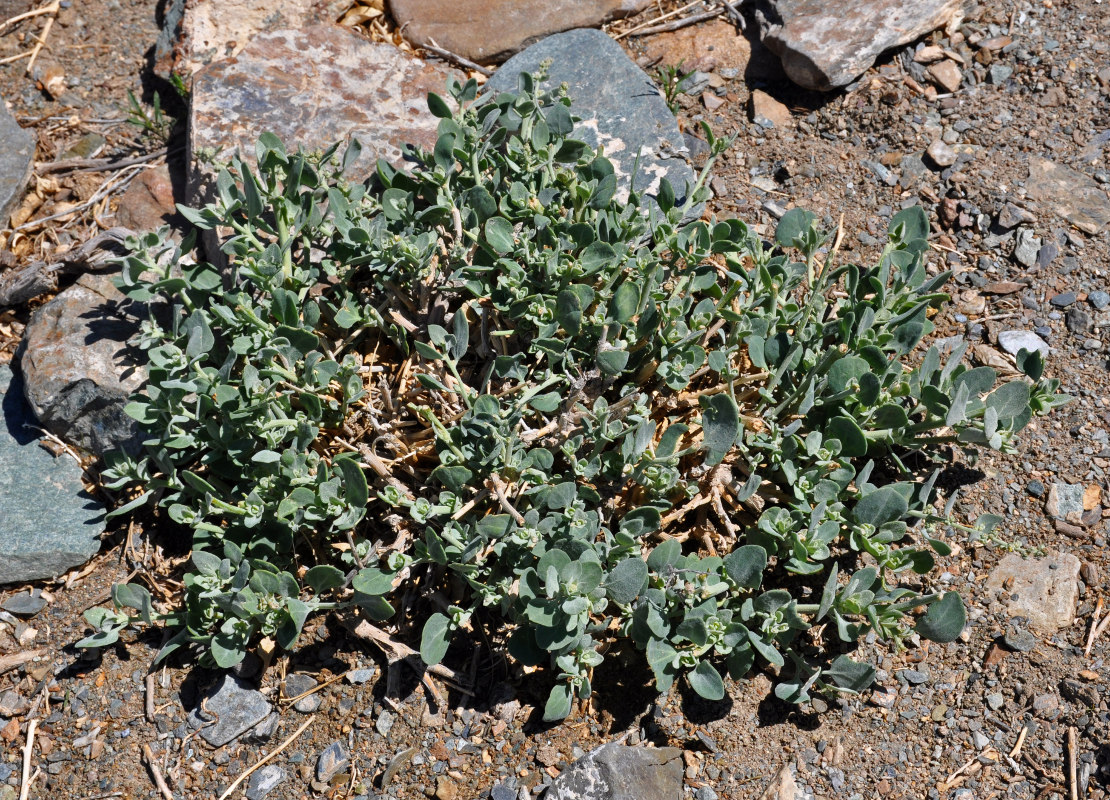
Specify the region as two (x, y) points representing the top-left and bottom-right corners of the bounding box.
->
(754, 0), (963, 91)
(490, 782), (517, 800)
(1013, 228), (1041, 268)
(1026, 158), (1110, 235)
(926, 139), (957, 168)
(985, 551), (1081, 635)
(0, 96), (34, 226)
(996, 202), (1034, 230)
(988, 63), (1013, 84)
(1089, 290), (1110, 310)
(757, 764), (798, 800)
(376, 709), (395, 737)
(1002, 628), (1037, 652)
(345, 667), (376, 684)
(545, 742), (683, 800)
(997, 330), (1049, 357)
(0, 364), (104, 584)
(1047, 483), (1085, 523)
(316, 740), (349, 782)
(391, 0), (653, 65)
(1066, 308), (1091, 334)
(0, 690), (29, 718)
(0, 591), (46, 617)
(189, 24), (461, 209)
(246, 712), (280, 743)
(284, 674), (321, 713)
(486, 29), (695, 208)
(897, 669), (929, 685)
(749, 90), (792, 129)
(187, 675), (272, 747)
(1061, 679), (1099, 708)
(1050, 291), (1077, 308)
(926, 59), (963, 93)
(245, 765), (286, 800)
(18, 272), (146, 455)
(985, 692), (1004, 710)
(1035, 242), (1058, 269)
(154, 0), (329, 78)
(113, 164), (178, 233)
(1031, 693), (1059, 715)
(435, 775), (459, 800)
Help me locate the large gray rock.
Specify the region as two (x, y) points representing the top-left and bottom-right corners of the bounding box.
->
(188, 24), (460, 205)
(0, 364), (104, 584)
(1026, 158), (1110, 235)
(486, 29), (696, 207)
(187, 675), (273, 747)
(391, 0), (653, 65)
(985, 551), (1081, 635)
(545, 742), (683, 800)
(19, 272), (145, 456)
(0, 97), (34, 225)
(754, 0), (967, 90)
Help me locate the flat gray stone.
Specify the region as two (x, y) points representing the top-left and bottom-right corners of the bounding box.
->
(246, 765), (286, 800)
(985, 551), (1081, 635)
(1046, 482), (1085, 523)
(997, 330), (1049, 357)
(316, 740), (349, 782)
(1013, 228), (1041, 268)
(755, 0), (965, 91)
(187, 675), (272, 747)
(1026, 157), (1110, 235)
(0, 364), (104, 584)
(19, 272), (147, 455)
(284, 673), (321, 713)
(391, 0), (653, 65)
(545, 742), (683, 800)
(0, 98), (34, 225)
(486, 29), (695, 209)
(0, 590), (46, 617)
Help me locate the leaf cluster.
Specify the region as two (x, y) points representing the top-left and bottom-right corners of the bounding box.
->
(89, 72), (1067, 717)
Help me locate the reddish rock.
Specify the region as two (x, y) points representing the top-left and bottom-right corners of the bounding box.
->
(113, 164), (178, 233)
(756, 0), (966, 90)
(926, 59), (963, 92)
(749, 90), (792, 129)
(985, 552), (1081, 635)
(188, 24), (460, 208)
(391, 0), (654, 64)
(1026, 157), (1110, 235)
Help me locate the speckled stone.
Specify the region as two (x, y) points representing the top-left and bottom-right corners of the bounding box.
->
(187, 675), (272, 747)
(985, 551), (1081, 635)
(755, 0), (964, 90)
(546, 742), (683, 800)
(486, 29), (695, 209)
(0, 365), (104, 584)
(1026, 157), (1110, 235)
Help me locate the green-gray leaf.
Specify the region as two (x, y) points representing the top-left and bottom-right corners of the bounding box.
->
(915, 591), (966, 643)
(701, 393), (739, 465)
(688, 660), (725, 701)
(420, 612), (452, 665)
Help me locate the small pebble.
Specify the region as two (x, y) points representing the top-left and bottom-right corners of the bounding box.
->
(0, 592), (46, 617)
(1003, 629), (1037, 652)
(1050, 291), (1077, 307)
(316, 741), (349, 782)
(1088, 290), (1110, 310)
(927, 139), (957, 167)
(986, 693), (1005, 711)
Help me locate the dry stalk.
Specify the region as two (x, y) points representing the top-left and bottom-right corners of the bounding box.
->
(18, 719), (37, 800)
(216, 715), (316, 800)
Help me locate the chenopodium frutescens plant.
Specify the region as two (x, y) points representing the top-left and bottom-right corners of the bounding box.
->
(87, 71), (1068, 718)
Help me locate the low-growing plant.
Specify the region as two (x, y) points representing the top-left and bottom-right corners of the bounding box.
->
(654, 60), (695, 114)
(86, 71), (1067, 717)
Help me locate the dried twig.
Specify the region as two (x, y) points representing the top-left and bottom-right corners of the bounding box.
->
(1067, 726), (1079, 800)
(142, 743), (174, 800)
(0, 648), (45, 676)
(12, 165), (143, 232)
(216, 715), (316, 800)
(0, 1), (56, 33)
(1084, 597), (1103, 657)
(24, 0), (60, 75)
(145, 672), (157, 722)
(614, 0), (703, 39)
(1010, 724), (1029, 759)
(0, 226), (133, 307)
(340, 613), (472, 695)
(18, 719), (37, 800)
(38, 147), (167, 175)
(630, 6), (725, 36)
(281, 670), (351, 707)
(421, 37), (491, 76)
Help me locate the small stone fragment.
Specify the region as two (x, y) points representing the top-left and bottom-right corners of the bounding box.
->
(345, 668), (376, 684)
(1013, 229), (1041, 268)
(435, 775), (458, 800)
(1026, 158), (1110, 235)
(376, 709), (395, 737)
(547, 742), (683, 800)
(1031, 693), (1059, 715)
(926, 139), (957, 167)
(985, 551), (1081, 635)
(1088, 291), (1110, 310)
(1046, 483), (1085, 522)
(245, 765), (286, 800)
(757, 764), (798, 800)
(1061, 679), (1099, 709)
(0, 690), (29, 718)
(997, 330), (1049, 357)
(1002, 629), (1037, 652)
(749, 90), (791, 129)
(996, 202), (1034, 230)
(897, 669), (929, 685)
(316, 740), (349, 782)
(187, 675), (272, 747)
(927, 59), (963, 93)
(0, 591), (46, 617)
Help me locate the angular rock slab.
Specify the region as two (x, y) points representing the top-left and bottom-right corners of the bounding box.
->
(391, 0), (653, 65)
(20, 272), (146, 456)
(985, 551), (1081, 635)
(0, 364), (104, 584)
(0, 97), (34, 225)
(1026, 157), (1110, 235)
(188, 24), (461, 206)
(187, 675), (273, 746)
(754, 0), (966, 90)
(546, 742), (683, 800)
(153, 0), (338, 78)
(486, 29), (695, 206)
